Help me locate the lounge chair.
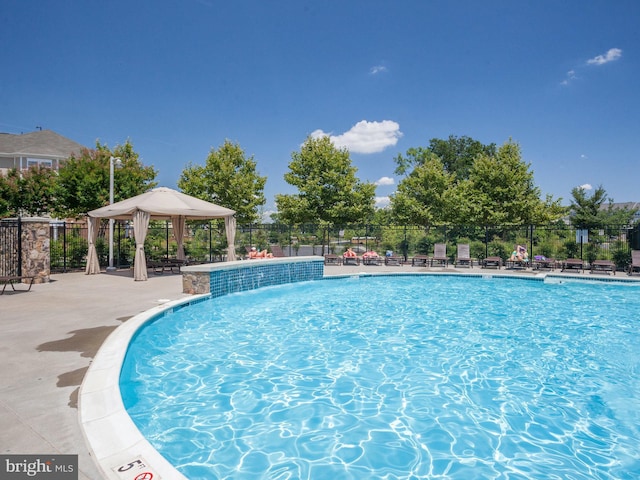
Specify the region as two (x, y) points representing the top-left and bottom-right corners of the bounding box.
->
(343, 256), (360, 266)
(481, 256), (502, 269)
(506, 244), (529, 270)
(454, 244), (472, 268)
(0, 275), (35, 294)
(324, 254), (342, 266)
(385, 255), (404, 266)
(590, 259), (616, 275)
(147, 258), (187, 274)
(561, 258), (584, 273)
(269, 245), (286, 257)
(362, 253), (383, 265)
(342, 251), (360, 265)
(411, 254), (429, 267)
(430, 243), (448, 267)
(628, 250), (640, 276)
(533, 256), (556, 271)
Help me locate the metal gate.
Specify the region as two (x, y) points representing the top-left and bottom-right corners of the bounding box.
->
(0, 218), (21, 277)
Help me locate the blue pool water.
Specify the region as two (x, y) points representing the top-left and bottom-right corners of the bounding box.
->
(121, 275), (640, 479)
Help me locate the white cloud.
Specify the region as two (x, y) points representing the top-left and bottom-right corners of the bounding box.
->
(578, 183), (593, 191)
(375, 176), (395, 186)
(560, 69), (577, 86)
(370, 65), (387, 75)
(375, 196), (390, 208)
(311, 120), (403, 154)
(261, 210), (277, 223)
(587, 48), (622, 66)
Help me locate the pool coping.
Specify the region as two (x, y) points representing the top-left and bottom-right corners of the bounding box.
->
(78, 269), (640, 479)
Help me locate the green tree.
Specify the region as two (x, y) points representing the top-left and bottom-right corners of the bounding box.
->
(275, 136), (375, 224)
(178, 140), (266, 225)
(390, 155), (455, 225)
(572, 186), (638, 226)
(0, 166), (58, 218)
(463, 140), (561, 225)
(394, 135), (496, 180)
(569, 185), (615, 228)
(53, 140), (157, 219)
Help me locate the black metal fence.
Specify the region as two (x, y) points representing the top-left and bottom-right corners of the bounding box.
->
(0, 218), (21, 276)
(47, 220), (639, 273)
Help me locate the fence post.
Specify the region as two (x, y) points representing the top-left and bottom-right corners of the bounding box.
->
(403, 225), (408, 261)
(209, 221), (213, 262)
(484, 226), (488, 259)
(62, 221), (67, 272)
(529, 224), (534, 258)
(17, 217), (22, 276)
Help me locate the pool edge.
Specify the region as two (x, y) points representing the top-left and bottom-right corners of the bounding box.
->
(79, 269), (640, 479)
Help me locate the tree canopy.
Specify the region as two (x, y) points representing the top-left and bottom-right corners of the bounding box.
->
(0, 140), (156, 219)
(569, 185), (636, 228)
(275, 136), (375, 224)
(178, 140), (266, 225)
(53, 140), (157, 219)
(391, 138), (566, 226)
(0, 166), (58, 217)
(394, 135), (496, 180)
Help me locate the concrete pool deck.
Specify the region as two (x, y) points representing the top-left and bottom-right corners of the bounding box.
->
(1, 261), (637, 479)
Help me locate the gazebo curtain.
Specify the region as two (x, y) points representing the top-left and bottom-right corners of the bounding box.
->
(171, 215), (186, 260)
(85, 217), (101, 275)
(133, 211), (150, 281)
(225, 215), (236, 261)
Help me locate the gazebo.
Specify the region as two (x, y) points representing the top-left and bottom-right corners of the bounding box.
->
(86, 187), (236, 281)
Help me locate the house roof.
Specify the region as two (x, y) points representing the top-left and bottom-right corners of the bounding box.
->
(600, 202), (640, 211)
(0, 130), (86, 159)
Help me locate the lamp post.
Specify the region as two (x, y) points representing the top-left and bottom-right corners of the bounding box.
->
(107, 156), (122, 271)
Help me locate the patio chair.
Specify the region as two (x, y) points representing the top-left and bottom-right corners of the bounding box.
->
(628, 250), (640, 276)
(411, 254), (429, 267)
(561, 258), (584, 273)
(385, 255), (404, 266)
(481, 256), (502, 269)
(454, 244), (472, 268)
(0, 276), (35, 295)
(590, 259), (616, 275)
(269, 245), (286, 257)
(324, 254), (342, 266)
(362, 252), (383, 265)
(342, 256), (360, 266)
(506, 244), (529, 270)
(430, 243), (448, 267)
(533, 255), (556, 271)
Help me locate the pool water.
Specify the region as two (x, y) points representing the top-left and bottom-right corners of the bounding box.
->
(121, 275), (640, 479)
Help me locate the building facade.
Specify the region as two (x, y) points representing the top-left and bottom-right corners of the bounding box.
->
(0, 129), (86, 175)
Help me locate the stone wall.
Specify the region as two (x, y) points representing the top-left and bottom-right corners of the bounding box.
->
(21, 218), (51, 284)
(182, 271), (210, 295)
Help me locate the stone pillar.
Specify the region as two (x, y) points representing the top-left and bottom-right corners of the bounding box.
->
(182, 271), (210, 295)
(21, 217), (50, 284)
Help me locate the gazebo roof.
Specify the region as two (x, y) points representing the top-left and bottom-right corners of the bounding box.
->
(88, 187), (235, 220)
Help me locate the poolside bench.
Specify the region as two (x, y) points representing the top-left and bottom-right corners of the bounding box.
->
(1, 276), (35, 294)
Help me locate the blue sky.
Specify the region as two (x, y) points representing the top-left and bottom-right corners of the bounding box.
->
(2, 1), (638, 218)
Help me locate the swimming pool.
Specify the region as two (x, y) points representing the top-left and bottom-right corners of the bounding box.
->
(120, 275), (640, 479)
